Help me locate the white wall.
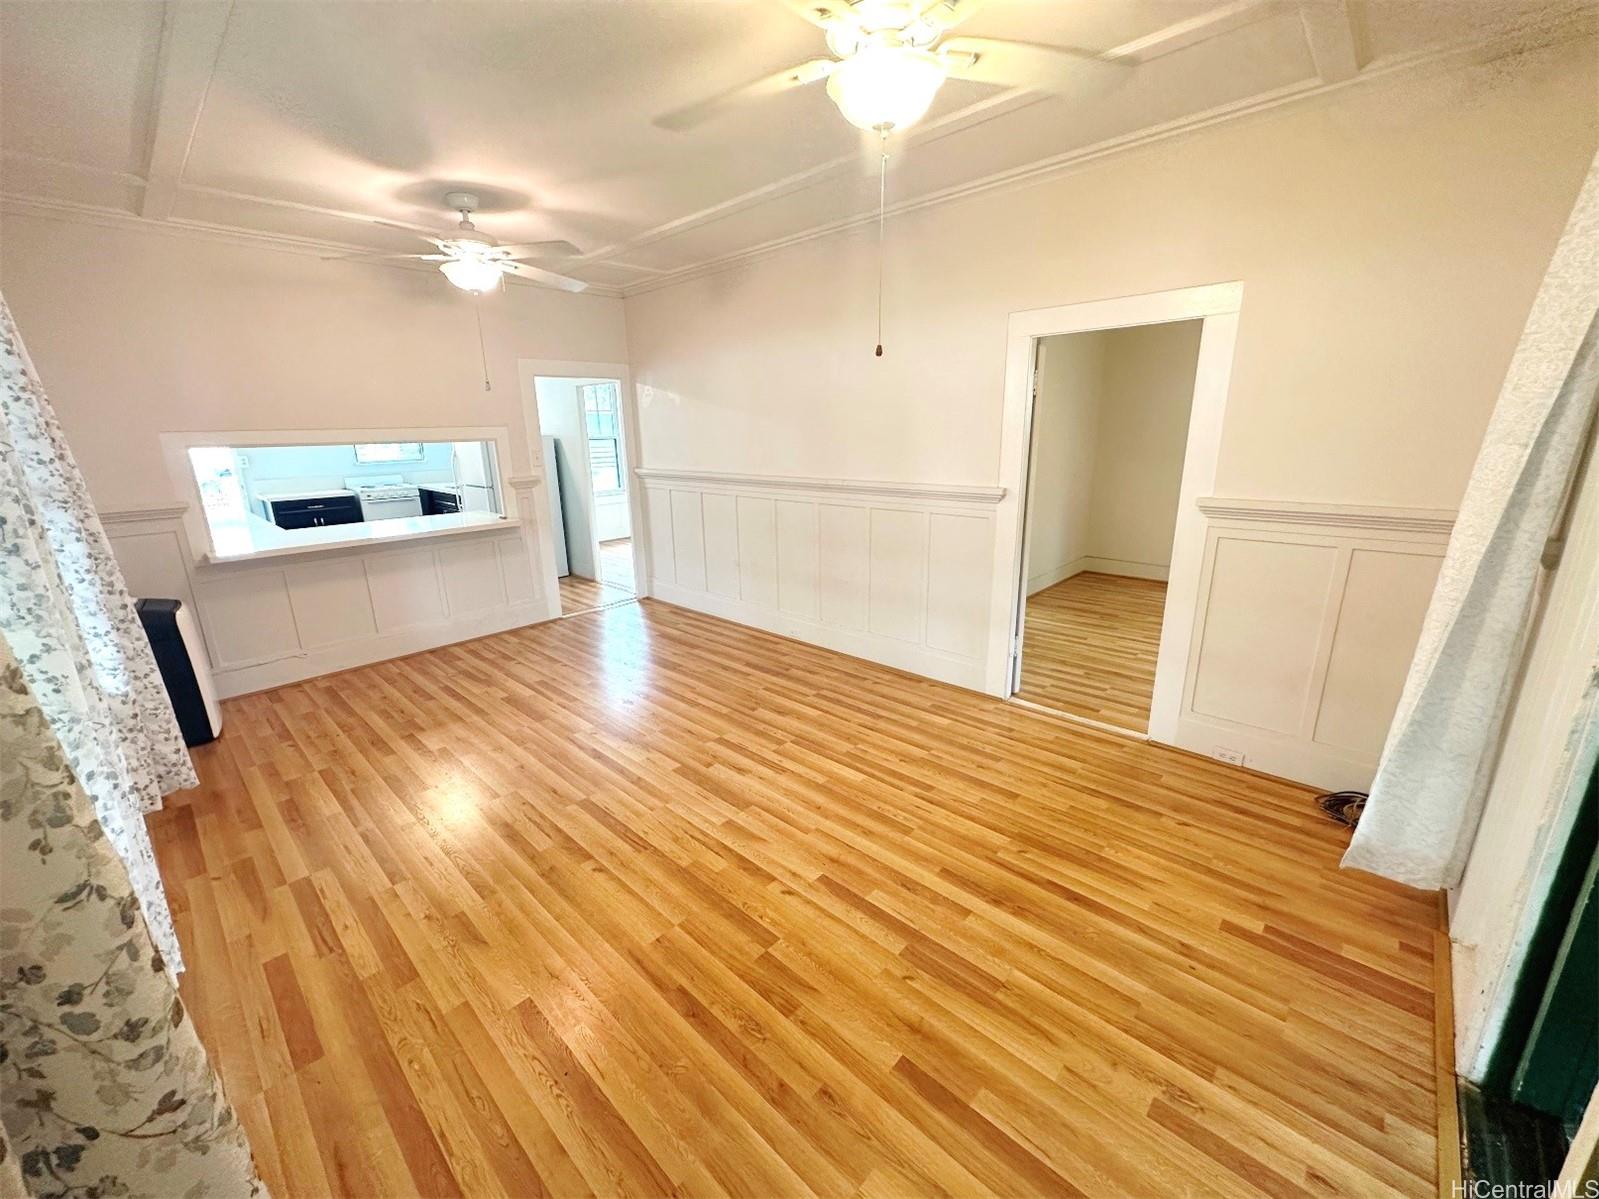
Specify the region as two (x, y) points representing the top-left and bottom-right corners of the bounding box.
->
(0, 212), (629, 509)
(1025, 331), (1104, 593)
(624, 37), (1597, 786)
(1087, 321), (1202, 578)
(0, 210), (628, 689)
(1026, 321), (1200, 593)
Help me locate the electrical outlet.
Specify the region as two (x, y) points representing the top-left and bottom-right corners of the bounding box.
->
(1213, 747), (1246, 767)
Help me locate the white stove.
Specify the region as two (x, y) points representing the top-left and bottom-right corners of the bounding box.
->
(344, 476), (421, 521)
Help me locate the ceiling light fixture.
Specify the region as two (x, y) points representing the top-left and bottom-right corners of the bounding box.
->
(438, 255), (503, 294)
(825, 43), (945, 131)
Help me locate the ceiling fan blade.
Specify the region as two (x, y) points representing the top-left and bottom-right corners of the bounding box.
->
(774, 0), (855, 29)
(655, 58), (836, 131)
(938, 36), (1130, 95)
(916, 0), (986, 32)
(321, 251), (450, 262)
(499, 261), (589, 293)
(495, 239), (582, 260)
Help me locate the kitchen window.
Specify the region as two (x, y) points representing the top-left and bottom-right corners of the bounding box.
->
(353, 441), (426, 463)
(580, 383), (624, 495)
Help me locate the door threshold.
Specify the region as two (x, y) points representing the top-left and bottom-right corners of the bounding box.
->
(1007, 696), (1150, 742)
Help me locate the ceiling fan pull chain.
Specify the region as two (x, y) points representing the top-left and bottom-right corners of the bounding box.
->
(475, 294), (492, 392)
(875, 130), (887, 358)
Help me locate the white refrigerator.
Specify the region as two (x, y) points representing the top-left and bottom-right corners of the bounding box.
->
(540, 435), (569, 576)
(451, 441), (500, 513)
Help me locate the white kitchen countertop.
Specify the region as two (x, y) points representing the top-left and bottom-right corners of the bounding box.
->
(253, 488), (358, 502)
(201, 509), (514, 564)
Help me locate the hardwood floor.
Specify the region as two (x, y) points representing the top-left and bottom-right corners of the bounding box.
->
(1017, 571), (1167, 734)
(558, 571), (633, 615)
(598, 537), (635, 592)
(149, 599), (1441, 1198)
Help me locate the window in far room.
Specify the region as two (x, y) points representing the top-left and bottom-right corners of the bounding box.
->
(353, 441), (426, 464)
(581, 383), (623, 495)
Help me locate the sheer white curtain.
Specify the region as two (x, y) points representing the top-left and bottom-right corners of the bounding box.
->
(1344, 151), (1599, 890)
(0, 293), (195, 971)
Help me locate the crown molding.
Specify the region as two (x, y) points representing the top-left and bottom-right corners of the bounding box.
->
(634, 467), (1005, 506)
(0, 194), (627, 300)
(1197, 496), (1456, 535)
(2, 1), (1587, 306)
(618, 2), (1595, 299)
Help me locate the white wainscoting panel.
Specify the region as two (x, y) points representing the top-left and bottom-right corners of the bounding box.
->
(104, 507), (547, 698)
(1189, 538), (1340, 733)
(645, 488), (676, 588)
(776, 500), (820, 620)
(818, 504), (869, 631)
(869, 508), (929, 644)
(440, 538), (508, 616)
(1176, 499), (1452, 790)
(736, 496), (778, 609)
(196, 569), (300, 666)
(670, 490), (707, 591)
(1312, 547), (1441, 755)
(927, 513), (994, 661)
(288, 558), (377, 649)
(638, 472), (1003, 689)
(701, 493), (741, 599)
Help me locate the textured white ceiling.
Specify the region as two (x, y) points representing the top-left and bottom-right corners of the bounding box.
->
(0, 0), (1577, 293)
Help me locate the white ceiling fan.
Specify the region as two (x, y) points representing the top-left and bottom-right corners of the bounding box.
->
(657, 0), (1130, 134)
(327, 192), (589, 293)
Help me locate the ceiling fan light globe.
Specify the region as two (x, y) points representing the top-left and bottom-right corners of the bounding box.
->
(826, 45), (944, 131)
(439, 258), (503, 293)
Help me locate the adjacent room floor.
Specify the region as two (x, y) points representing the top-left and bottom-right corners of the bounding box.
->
(148, 599), (1441, 1198)
(557, 538), (635, 615)
(1016, 571), (1168, 733)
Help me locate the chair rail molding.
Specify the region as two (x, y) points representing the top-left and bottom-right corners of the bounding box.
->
(1197, 496), (1457, 537)
(634, 467), (1006, 507)
(99, 503), (192, 526)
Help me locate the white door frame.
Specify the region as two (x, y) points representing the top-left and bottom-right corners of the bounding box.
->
(517, 358), (648, 616)
(985, 282), (1244, 745)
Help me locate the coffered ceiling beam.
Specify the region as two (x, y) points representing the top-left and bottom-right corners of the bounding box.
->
(140, 0), (233, 220)
(1298, 0), (1362, 84)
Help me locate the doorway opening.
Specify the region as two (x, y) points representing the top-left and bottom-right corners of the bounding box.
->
(534, 374), (639, 616)
(1014, 321), (1203, 733)
(989, 283), (1242, 745)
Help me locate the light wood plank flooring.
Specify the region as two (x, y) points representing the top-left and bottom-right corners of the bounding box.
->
(599, 537), (635, 592)
(1017, 571), (1167, 733)
(149, 599), (1440, 1198)
(558, 572), (634, 615)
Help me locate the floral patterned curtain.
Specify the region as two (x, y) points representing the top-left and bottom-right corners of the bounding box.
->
(0, 643), (263, 1197)
(0, 294), (194, 972)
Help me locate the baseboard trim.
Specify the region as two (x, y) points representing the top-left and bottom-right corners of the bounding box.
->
(1027, 556), (1170, 594)
(1173, 712), (1379, 792)
(650, 579), (986, 691)
(211, 600), (549, 697)
(1026, 558), (1090, 595)
(1079, 556), (1170, 582)
(1435, 894), (1465, 1199)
